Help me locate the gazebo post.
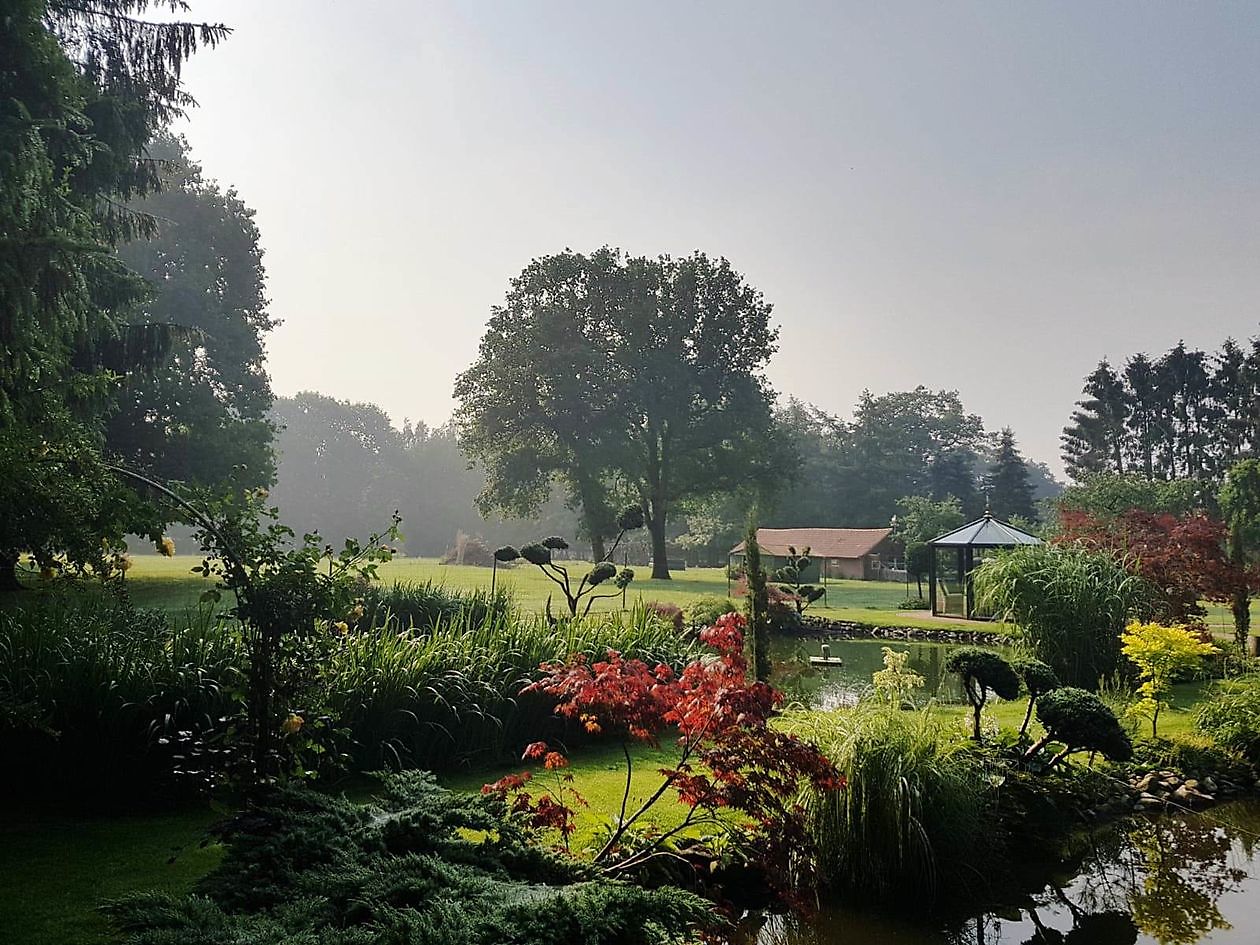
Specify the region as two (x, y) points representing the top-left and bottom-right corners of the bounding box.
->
(964, 546), (975, 619)
(929, 547), (938, 615)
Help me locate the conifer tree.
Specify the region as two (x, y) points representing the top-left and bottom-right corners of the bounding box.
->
(986, 428), (1037, 522)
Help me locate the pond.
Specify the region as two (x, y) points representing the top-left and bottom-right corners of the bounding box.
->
(741, 800), (1260, 945)
(769, 635), (1005, 709)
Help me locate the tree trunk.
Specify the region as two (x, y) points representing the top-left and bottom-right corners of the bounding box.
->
(590, 533), (607, 563)
(0, 552), (23, 592)
(1232, 588), (1251, 651)
(648, 511), (670, 580)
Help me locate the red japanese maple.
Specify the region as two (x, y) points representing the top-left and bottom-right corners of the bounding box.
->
(483, 612), (843, 897)
(1059, 509), (1254, 622)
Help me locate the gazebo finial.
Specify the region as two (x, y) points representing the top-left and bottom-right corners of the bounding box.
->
(983, 490), (993, 519)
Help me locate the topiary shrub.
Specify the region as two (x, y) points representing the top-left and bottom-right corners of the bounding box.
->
(1025, 687), (1133, 768)
(1011, 657), (1061, 738)
(946, 647), (1021, 741)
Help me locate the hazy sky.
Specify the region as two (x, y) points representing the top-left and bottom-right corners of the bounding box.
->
(174, 1), (1260, 474)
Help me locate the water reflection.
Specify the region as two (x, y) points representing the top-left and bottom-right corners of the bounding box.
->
(769, 637), (985, 709)
(744, 802), (1260, 945)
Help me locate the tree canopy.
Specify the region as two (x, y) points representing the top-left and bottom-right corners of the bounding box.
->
(1062, 335), (1260, 483)
(456, 248), (784, 578)
(106, 134), (275, 492)
(0, 0), (228, 586)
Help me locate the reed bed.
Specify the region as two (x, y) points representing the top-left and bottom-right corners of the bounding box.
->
(326, 603), (698, 769)
(781, 703), (993, 906)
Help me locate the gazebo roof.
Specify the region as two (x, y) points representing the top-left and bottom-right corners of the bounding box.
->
(928, 512), (1043, 548)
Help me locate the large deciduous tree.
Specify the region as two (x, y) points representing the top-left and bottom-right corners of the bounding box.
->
(456, 248), (782, 578)
(106, 134), (276, 491)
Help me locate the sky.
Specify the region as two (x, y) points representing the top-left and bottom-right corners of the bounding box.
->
(173, 1), (1260, 475)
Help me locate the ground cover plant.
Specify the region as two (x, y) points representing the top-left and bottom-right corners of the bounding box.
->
(101, 772), (716, 945)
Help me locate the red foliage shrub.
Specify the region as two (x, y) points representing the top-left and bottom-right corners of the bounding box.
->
(483, 612), (843, 901)
(1058, 509), (1254, 621)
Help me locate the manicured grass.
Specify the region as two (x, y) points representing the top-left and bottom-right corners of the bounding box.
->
(0, 806), (223, 945)
(441, 739), (700, 851)
(70, 555), (1007, 633)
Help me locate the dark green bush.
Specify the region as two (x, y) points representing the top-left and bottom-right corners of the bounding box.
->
(0, 596), (242, 802)
(783, 705), (996, 907)
(103, 772), (715, 945)
(1031, 687), (1133, 764)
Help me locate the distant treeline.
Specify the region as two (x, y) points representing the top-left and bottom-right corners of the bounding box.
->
(266, 389), (1060, 564)
(1062, 335), (1260, 483)
(268, 393), (582, 558)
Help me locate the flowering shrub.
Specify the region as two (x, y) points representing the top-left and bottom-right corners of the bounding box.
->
(483, 612), (843, 899)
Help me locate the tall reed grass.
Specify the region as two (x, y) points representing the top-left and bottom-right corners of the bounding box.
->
(356, 580), (514, 632)
(0, 589), (696, 798)
(781, 703), (994, 907)
(326, 602), (698, 769)
(0, 596), (242, 801)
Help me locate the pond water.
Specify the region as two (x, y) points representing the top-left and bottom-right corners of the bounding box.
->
(741, 801), (1260, 944)
(768, 636), (1002, 709)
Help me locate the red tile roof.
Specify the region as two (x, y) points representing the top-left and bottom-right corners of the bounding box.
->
(730, 527), (895, 560)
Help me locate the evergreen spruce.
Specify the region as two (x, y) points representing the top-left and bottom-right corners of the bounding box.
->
(986, 428), (1037, 522)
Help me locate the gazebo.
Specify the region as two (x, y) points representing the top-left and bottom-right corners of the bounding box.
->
(928, 511), (1042, 620)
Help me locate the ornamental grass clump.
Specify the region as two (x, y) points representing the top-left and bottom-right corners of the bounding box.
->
(782, 704), (992, 907)
(1195, 672), (1260, 765)
(973, 543), (1151, 689)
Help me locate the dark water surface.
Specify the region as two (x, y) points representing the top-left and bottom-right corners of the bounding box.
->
(743, 799), (1260, 944)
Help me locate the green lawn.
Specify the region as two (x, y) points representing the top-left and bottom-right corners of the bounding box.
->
(84, 554), (1007, 633)
(0, 806), (224, 945)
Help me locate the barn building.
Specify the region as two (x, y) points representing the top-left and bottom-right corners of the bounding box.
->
(729, 527), (904, 582)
